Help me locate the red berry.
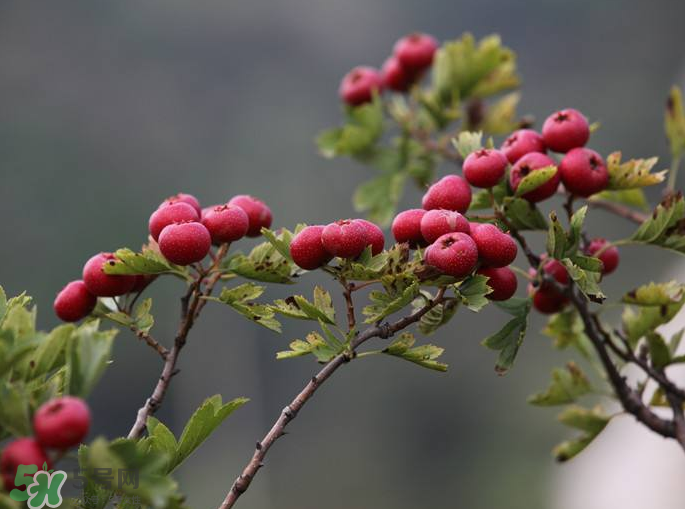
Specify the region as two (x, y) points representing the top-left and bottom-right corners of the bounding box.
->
(422, 175), (472, 213)
(501, 129), (546, 164)
(290, 225), (333, 270)
(34, 396), (91, 450)
(158, 222), (211, 265)
(201, 204), (249, 245)
(1, 438), (49, 491)
(425, 232), (478, 278)
(586, 238), (619, 275)
(83, 253), (136, 297)
(53, 280), (96, 322)
(321, 220), (367, 259)
(559, 148), (608, 197)
(463, 148), (508, 188)
(469, 223), (517, 268)
(393, 32), (438, 73)
(339, 66), (383, 106)
(130, 275), (156, 294)
(420, 209), (470, 244)
(509, 152), (560, 203)
(228, 195), (273, 237)
(391, 209), (427, 248)
(381, 57), (414, 92)
(149, 201), (199, 242)
(201, 205), (219, 221)
(530, 286), (568, 314)
(160, 193), (201, 215)
(478, 267), (518, 301)
(353, 219), (385, 255)
(541, 108), (590, 153)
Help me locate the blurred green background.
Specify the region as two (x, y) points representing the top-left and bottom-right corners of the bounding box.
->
(1, 1), (685, 508)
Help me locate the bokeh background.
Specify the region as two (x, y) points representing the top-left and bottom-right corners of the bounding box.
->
(2, 1), (685, 508)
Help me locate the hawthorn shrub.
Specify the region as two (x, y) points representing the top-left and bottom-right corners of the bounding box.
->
(2, 31), (685, 509)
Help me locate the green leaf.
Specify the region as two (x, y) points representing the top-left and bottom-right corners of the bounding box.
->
(553, 406), (610, 462)
(515, 166), (558, 197)
(208, 284), (281, 332)
(223, 229), (299, 283)
(416, 300), (458, 335)
(0, 382), (31, 436)
(481, 92), (521, 135)
(353, 172), (406, 227)
(143, 417), (178, 473)
(261, 228), (294, 262)
(276, 331), (341, 363)
(67, 321), (117, 398)
(382, 332), (447, 372)
(646, 332), (671, 369)
(528, 363), (592, 406)
(455, 273), (492, 311)
(0, 286), (6, 324)
(546, 211), (567, 259)
(592, 189), (649, 210)
(316, 96), (383, 158)
(622, 296), (685, 345)
(630, 193), (685, 254)
(25, 324), (74, 380)
(561, 258), (605, 303)
(453, 131), (482, 159)
(666, 86), (685, 160)
(362, 279), (420, 323)
(104, 247), (188, 279)
(543, 310), (593, 358)
(605, 151), (666, 190)
(502, 197), (548, 230)
(623, 281), (685, 306)
(271, 286), (336, 325)
(481, 297), (530, 375)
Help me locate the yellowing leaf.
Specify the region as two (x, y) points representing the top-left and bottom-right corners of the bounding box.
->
(606, 151), (666, 190)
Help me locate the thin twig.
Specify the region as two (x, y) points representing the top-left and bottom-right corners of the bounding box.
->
(586, 199), (648, 224)
(340, 277), (356, 331)
(130, 327), (168, 360)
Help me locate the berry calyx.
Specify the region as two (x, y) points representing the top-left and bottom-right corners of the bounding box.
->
(478, 267), (518, 301)
(391, 209), (427, 248)
(463, 148), (508, 188)
(201, 204), (250, 245)
(586, 238), (619, 275)
(509, 152), (560, 203)
(228, 195), (273, 237)
(83, 253), (136, 297)
(425, 232), (478, 278)
(420, 209), (470, 244)
(541, 108), (590, 153)
(34, 396), (91, 450)
(422, 175), (472, 213)
(54, 280), (97, 322)
(149, 201), (199, 241)
(290, 225), (333, 270)
(160, 193), (201, 215)
(353, 219), (385, 255)
(339, 66), (383, 106)
(501, 129), (546, 164)
(321, 220), (368, 259)
(469, 223), (517, 268)
(1, 438), (49, 491)
(381, 57), (414, 92)
(559, 148), (608, 197)
(393, 32), (438, 73)
(158, 222), (212, 266)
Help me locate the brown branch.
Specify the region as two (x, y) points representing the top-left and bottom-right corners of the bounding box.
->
(586, 199), (648, 224)
(340, 277), (356, 331)
(130, 327), (168, 360)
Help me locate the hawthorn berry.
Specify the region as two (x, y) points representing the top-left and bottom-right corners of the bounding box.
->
(228, 195), (273, 237)
(34, 396), (91, 450)
(469, 223), (517, 268)
(478, 267), (518, 301)
(290, 225), (333, 270)
(83, 253), (136, 297)
(501, 129), (546, 164)
(391, 209), (427, 247)
(586, 238), (619, 275)
(381, 56), (415, 92)
(422, 175), (472, 213)
(158, 221), (212, 266)
(149, 201), (199, 241)
(559, 148), (608, 197)
(54, 280), (97, 322)
(321, 220), (368, 259)
(1, 438), (49, 491)
(463, 148), (508, 188)
(541, 108), (590, 153)
(353, 219), (385, 255)
(530, 286), (568, 314)
(201, 204), (250, 245)
(535, 256), (570, 289)
(161, 193), (201, 215)
(509, 152), (560, 203)
(420, 209), (470, 244)
(339, 66), (383, 106)
(393, 32), (438, 73)
(425, 232), (478, 278)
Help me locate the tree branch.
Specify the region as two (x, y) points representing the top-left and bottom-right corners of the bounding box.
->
(586, 199), (648, 224)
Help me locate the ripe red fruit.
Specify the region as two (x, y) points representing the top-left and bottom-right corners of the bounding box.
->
(1, 438), (49, 491)
(422, 175), (472, 213)
(381, 57), (414, 92)
(469, 223), (517, 268)
(420, 209), (470, 244)
(528, 256), (570, 313)
(290, 225), (333, 270)
(530, 286), (568, 314)
(201, 204), (250, 245)
(353, 219), (385, 255)
(586, 238), (619, 275)
(501, 129), (546, 164)
(339, 66), (383, 106)
(391, 209), (427, 248)
(393, 32), (438, 73)
(83, 253), (136, 297)
(161, 193), (201, 215)
(425, 232), (478, 278)
(149, 201), (199, 241)
(559, 148), (609, 197)
(228, 195), (273, 237)
(542, 108), (590, 153)
(34, 396), (91, 450)
(158, 222), (212, 265)
(478, 267), (518, 301)
(463, 148), (509, 188)
(53, 280), (97, 322)
(509, 152), (560, 203)
(321, 220), (368, 259)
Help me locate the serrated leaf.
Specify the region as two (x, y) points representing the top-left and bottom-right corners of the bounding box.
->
(623, 281), (685, 306)
(622, 296), (685, 345)
(208, 284), (281, 332)
(362, 279), (420, 323)
(25, 324), (74, 380)
(316, 96), (383, 158)
(528, 363), (592, 406)
(666, 86), (685, 160)
(222, 228), (299, 283)
(453, 131), (483, 159)
(382, 332), (447, 372)
(276, 332), (340, 363)
(605, 151), (666, 190)
(67, 321), (117, 398)
(261, 228), (294, 262)
(455, 274), (492, 311)
(481, 297), (530, 375)
(553, 405), (610, 462)
(592, 189), (649, 210)
(271, 286), (336, 324)
(353, 172), (406, 227)
(646, 332), (671, 369)
(630, 193), (685, 254)
(416, 300), (458, 335)
(481, 92), (520, 135)
(546, 211), (567, 259)
(502, 197), (548, 230)
(561, 258), (605, 303)
(104, 247), (188, 279)
(515, 165), (558, 197)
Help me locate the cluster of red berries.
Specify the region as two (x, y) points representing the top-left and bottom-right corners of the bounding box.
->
(290, 219), (385, 270)
(53, 192), (272, 322)
(339, 32), (438, 106)
(1, 397), (90, 491)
